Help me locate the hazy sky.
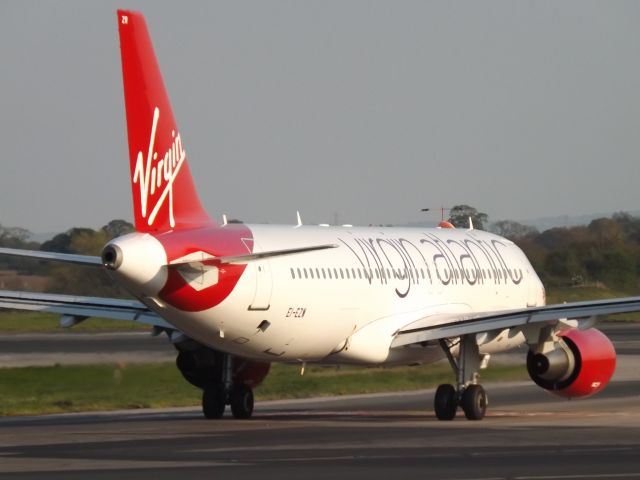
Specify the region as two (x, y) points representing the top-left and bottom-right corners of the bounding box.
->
(1, 1), (640, 233)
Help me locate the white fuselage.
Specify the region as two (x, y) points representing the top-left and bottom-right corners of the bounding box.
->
(111, 225), (545, 366)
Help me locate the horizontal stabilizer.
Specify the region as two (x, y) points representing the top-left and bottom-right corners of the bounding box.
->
(0, 247), (102, 266)
(169, 244), (339, 266)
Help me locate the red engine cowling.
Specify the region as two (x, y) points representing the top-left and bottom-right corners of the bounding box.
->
(526, 328), (616, 398)
(235, 361), (271, 388)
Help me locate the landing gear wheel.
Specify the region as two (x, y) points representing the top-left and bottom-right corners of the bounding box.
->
(461, 384), (487, 420)
(202, 385), (226, 419)
(434, 384), (457, 421)
(230, 384), (254, 419)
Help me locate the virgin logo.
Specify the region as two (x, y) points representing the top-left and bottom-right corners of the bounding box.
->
(133, 107), (185, 228)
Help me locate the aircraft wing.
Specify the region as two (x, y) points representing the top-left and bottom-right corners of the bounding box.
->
(0, 290), (173, 329)
(391, 296), (640, 348)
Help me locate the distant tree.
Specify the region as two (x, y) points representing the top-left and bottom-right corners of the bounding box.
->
(0, 225), (31, 245)
(448, 205), (488, 230)
(0, 223), (41, 273)
(612, 212), (640, 242)
(70, 229), (109, 256)
(490, 220), (538, 240)
(588, 218), (623, 245)
(534, 226), (589, 251)
(38, 225), (131, 297)
(41, 232), (73, 253)
(101, 219), (134, 239)
(545, 249), (585, 284)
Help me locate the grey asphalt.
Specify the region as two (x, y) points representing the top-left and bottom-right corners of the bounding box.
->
(1, 380), (640, 479)
(0, 331), (176, 366)
(1, 323), (640, 479)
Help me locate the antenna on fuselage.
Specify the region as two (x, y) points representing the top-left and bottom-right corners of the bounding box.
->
(295, 211), (303, 228)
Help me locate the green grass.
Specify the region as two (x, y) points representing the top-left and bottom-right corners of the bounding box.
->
(0, 362), (527, 416)
(546, 285), (640, 322)
(0, 311), (149, 333)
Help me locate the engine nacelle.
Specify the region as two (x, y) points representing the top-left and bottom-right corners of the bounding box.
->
(235, 361), (271, 388)
(176, 347), (270, 389)
(527, 328), (616, 398)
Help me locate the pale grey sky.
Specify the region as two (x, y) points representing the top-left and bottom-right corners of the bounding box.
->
(1, 1), (640, 233)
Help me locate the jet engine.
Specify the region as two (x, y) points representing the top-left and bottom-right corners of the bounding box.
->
(526, 328), (616, 398)
(234, 360), (271, 387)
(176, 346), (270, 389)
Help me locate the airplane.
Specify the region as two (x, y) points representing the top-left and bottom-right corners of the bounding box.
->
(1, 9), (640, 421)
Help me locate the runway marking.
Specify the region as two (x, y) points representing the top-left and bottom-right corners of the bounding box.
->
(459, 474), (640, 480)
(469, 446), (635, 458)
(515, 474), (640, 480)
(0, 457), (244, 473)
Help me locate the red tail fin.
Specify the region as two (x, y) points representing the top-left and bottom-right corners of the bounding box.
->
(117, 10), (213, 232)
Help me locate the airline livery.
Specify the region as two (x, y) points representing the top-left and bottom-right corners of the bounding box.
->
(2, 10), (640, 421)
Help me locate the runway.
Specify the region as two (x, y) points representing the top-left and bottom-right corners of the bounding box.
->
(0, 332), (175, 366)
(1, 323), (639, 479)
(1, 379), (640, 479)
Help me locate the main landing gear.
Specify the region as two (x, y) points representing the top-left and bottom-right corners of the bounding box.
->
(176, 347), (255, 419)
(201, 354), (254, 420)
(434, 335), (488, 421)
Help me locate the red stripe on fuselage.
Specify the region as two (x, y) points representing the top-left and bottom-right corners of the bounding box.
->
(154, 224), (253, 312)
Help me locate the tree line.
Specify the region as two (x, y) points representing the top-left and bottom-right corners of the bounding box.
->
(0, 220), (134, 297)
(1, 210), (640, 297)
(448, 205), (640, 291)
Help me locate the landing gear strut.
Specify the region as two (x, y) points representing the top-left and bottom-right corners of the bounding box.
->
(203, 353), (255, 420)
(434, 335), (488, 421)
(176, 347), (255, 420)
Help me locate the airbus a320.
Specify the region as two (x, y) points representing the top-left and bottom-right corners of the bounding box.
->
(1, 10), (639, 421)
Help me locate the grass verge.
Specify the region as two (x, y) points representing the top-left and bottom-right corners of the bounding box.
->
(0, 311), (149, 333)
(547, 286), (640, 322)
(0, 362), (527, 416)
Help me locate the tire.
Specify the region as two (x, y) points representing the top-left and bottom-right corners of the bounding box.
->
(202, 385), (226, 419)
(434, 383), (457, 421)
(230, 384), (254, 419)
(461, 384), (487, 420)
